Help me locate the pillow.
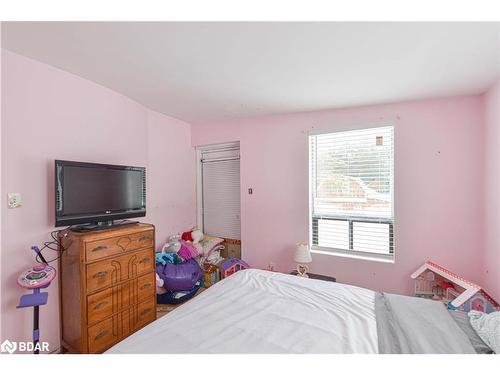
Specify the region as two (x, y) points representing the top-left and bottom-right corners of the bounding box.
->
(449, 310), (493, 354)
(198, 235), (224, 257)
(468, 310), (500, 354)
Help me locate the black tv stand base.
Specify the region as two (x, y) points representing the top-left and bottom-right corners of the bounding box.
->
(71, 220), (140, 232)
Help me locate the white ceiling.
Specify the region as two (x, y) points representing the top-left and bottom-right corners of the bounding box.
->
(2, 22), (499, 123)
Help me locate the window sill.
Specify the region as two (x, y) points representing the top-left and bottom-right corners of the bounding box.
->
(311, 246), (395, 264)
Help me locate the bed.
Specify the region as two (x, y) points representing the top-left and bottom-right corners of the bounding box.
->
(106, 269), (488, 354)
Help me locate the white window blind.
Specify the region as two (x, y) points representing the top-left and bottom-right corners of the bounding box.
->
(201, 147), (241, 240)
(310, 126), (394, 259)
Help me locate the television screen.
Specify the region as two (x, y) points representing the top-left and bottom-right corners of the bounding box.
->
(55, 160), (146, 227)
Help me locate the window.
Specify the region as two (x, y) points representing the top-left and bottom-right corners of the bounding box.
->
(197, 143), (241, 240)
(309, 126), (394, 260)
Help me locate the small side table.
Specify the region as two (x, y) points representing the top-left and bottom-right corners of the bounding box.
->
(290, 270), (336, 282)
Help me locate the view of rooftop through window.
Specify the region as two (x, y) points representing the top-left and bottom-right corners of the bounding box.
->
(312, 126), (393, 218)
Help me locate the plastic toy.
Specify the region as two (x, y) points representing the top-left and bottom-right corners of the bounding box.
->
(16, 246), (56, 354)
(156, 258), (203, 291)
(204, 263), (222, 287)
(220, 258), (250, 279)
(411, 260), (499, 313)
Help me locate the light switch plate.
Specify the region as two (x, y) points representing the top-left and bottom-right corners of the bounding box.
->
(7, 193), (22, 209)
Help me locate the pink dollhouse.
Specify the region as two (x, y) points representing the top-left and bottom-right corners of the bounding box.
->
(411, 260), (499, 313)
(220, 258), (250, 278)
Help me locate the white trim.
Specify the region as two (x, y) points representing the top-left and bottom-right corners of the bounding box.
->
(196, 147), (204, 232)
(201, 156), (240, 163)
(311, 246), (395, 264)
(195, 141), (240, 233)
(196, 141), (240, 152)
(308, 134), (315, 255)
(308, 121), (395, 136)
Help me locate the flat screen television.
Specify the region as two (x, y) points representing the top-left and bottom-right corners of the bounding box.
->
(55, 160), (146, 228)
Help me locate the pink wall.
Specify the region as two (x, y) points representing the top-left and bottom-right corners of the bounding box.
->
(482, 81), (500, 300)
(191, 96), (486, 295)
(0, 50), (196, 351)
(146, 110), (196, 243)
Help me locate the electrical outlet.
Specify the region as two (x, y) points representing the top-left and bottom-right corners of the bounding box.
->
(7, 193), (22, 209)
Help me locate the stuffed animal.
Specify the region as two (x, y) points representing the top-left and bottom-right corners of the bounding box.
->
(191, 229), (204, 243)
(181, 231), (193, 242)
(177, 240), (199, 261)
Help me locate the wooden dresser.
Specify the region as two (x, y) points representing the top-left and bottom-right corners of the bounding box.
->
(59, 223), (156, 353)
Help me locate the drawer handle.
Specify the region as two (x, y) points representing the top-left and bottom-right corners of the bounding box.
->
(92, 245), (108, 252)
(139, 257), (150, 264)
(141, 308), (152, 316)
(139, 236), (151, 241)
(140, 283), (152, 290)
(93, 271), (108, 279)
(93, 301), (109, 310)
(94, 330), (108, 341)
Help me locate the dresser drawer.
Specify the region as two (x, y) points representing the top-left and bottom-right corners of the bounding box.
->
(85, 236), (129, 262)
(87, 287), (115, 325)
(136, 273), (155, 303)
(87, 282), (136, 325)
(88, 315), (119, 353)
(135, 296), (156, 330)
(86, 258), (121, 293)
(120, 307), (134, 339)
(129, 230), (154, 251)
(85, 230), (154, 262)
(86, 250), (154, 294)
(134, 248), (154, 276)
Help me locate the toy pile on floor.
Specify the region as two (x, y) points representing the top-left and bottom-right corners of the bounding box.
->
(155, 228), (249, 305)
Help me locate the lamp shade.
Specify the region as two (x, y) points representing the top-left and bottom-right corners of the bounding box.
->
(294, 243), (312, 263)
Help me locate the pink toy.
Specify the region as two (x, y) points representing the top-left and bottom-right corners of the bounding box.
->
(411, 260), (499, 313)
(17, 264), (56, 289)
(177, 240), (199, 260)
(220, 258), (249, 278)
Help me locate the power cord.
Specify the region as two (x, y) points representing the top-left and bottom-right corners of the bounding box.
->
(35, 226), (73, 265)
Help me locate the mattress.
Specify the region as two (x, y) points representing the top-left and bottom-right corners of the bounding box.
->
(106, 268), (378, 353)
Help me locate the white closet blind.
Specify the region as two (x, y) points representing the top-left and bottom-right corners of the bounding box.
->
(202, 150), (241, 240)
(310, 126), (394, 258)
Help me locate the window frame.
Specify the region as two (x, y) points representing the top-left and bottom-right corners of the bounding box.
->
(196, 141), (241, 236)
(308, 124), (395, 263)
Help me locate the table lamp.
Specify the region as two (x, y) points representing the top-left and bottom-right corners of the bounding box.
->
(294, 242), (312, 277)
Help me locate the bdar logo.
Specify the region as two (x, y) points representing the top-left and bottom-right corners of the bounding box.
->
(1, 339), (17, 354)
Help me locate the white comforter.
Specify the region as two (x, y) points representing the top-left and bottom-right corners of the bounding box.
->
(106, 269), (378, 353)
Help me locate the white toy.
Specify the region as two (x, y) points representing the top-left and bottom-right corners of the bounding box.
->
(191, 229), (204, 244)
(156, 273), (166, 294)
(411, 260), (499, 313)
(162, 234), (181, 253)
